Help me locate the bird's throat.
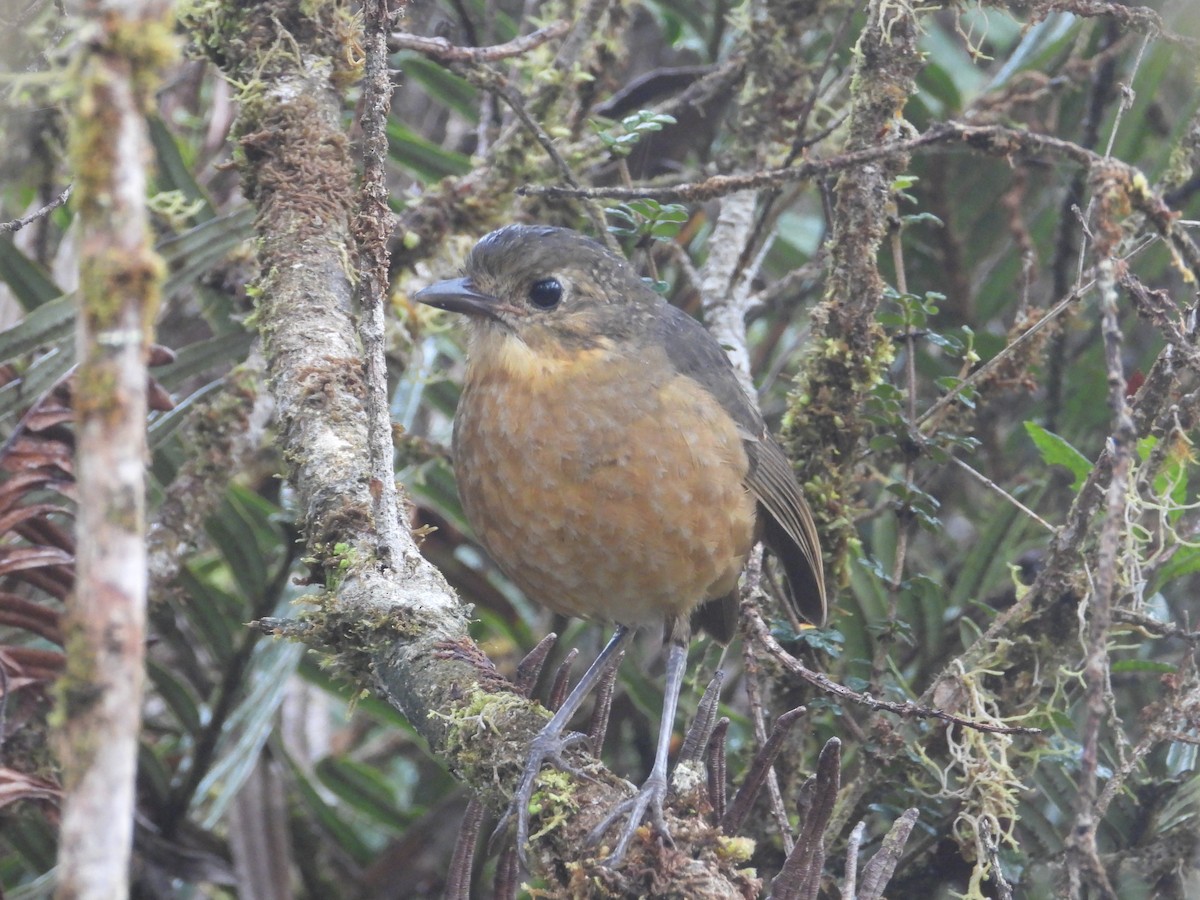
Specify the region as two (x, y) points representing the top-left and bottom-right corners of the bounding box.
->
(467, 327), (613, 382)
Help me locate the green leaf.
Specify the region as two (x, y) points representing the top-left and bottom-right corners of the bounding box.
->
(159, 207), (255, 304)
(287, 755), (375, 864)
(138, 741), (175, 805)
(153, 331), (255, 389)
(207, 514), (268, 600)
(396, 53), (479, 122)
(0, 292), (74, 361)
(0, 241), (62, 311)
(649, 220), (683, 239)
(316, 757), (411, 832)
(176, 565), (240, 661)
(205, 485), (284, 601)
(147, 658), (203, 735)
(1151, 545), (1200, 595)
(1024, 421), (1092, 492)
(0, 346), (74, 425)
(774, 625), (845, 657)
(148, 378), (225, 450)
(926, 330), (963, 352)
(195, 640), (305, 828)
(386, 122), (472, 182)
(1110, 659), (1176, 674)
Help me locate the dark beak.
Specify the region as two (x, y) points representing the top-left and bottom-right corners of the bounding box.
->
(414, 277), (502, 320)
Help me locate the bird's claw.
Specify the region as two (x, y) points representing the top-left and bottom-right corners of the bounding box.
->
(587, 774), (672, 866)
(490, 729), (595, 865)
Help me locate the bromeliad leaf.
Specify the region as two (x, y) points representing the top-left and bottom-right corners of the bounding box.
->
(1025, 421), (1091, 493)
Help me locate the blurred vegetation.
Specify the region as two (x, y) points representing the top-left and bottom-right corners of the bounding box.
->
(2, 0), (1200, 897)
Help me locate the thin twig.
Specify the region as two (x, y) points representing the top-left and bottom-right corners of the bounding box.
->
(920, 230), (1158, 437)
(874, 219), (916, 689)
(1066, 176), (1135, 895)
(1120, 269), (1200, 374)
(741, 626), (796, 851)
(517, 116), (1200, 273)
(0, 185), (72, 235)
(1162, 731), (1200, 745)
(1112, 609), (1200, 642)
(949, 456), (1056, 533)
(390, 21), (569, 62)
(979, 816), (1016, 900)
(918, 285), (1088, 430)
(519, 122), (1094, 203)
(356, 0), (405, 564)
(746, 608), (1042, 735)
(431, 59), (611, 243)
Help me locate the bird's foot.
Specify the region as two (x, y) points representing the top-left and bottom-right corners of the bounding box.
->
(491, 728), (595, 864)
(587, 771), (672, 866)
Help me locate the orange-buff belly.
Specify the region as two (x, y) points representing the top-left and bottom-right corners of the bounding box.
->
(453, 339), (757, 628)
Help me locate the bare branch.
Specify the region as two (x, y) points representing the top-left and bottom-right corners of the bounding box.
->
(948, 455), (1057, 533)
(0, 185), (72, 235)
(746, 609), (1042, 736)
(390, 21), (569, 62)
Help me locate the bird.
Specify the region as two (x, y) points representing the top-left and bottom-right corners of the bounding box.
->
(415, 224), (826, 865)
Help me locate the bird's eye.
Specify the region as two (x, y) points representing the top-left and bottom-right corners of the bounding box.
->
(528, 278), (563, 310)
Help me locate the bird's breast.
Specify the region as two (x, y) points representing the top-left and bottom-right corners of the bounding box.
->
(452, 335), (756, 626)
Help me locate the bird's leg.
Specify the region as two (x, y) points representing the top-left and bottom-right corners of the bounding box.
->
(493, 624), (636, 864)
(587, 627), (690, 865)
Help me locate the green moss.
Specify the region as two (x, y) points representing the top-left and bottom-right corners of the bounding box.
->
(437, 689), (535, 756)
(105, 11), (179, 104)
(50, 620), (104, 784)
(527, 769), (577, 840)
(77, 246), (165, 334)
(181, 0), (360, 91)
(714, 834), (756, 863)
(434, 687), (550, 783)
(69, 68), (121, 218)
(781, 317), (895, 584)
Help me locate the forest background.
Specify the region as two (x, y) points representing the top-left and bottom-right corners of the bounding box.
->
(1, 0), (1200, 897)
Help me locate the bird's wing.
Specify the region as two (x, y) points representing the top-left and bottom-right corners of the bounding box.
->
(744, 433), (827, 627)
(654, 303), (827, 627)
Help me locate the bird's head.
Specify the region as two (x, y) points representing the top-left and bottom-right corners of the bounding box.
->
(415, 226), (663, 364)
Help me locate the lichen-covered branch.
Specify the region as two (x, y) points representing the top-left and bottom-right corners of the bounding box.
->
(783, 0), (927, 582)
(356, 0), (406, 564)
(57, 1), (175, 896)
